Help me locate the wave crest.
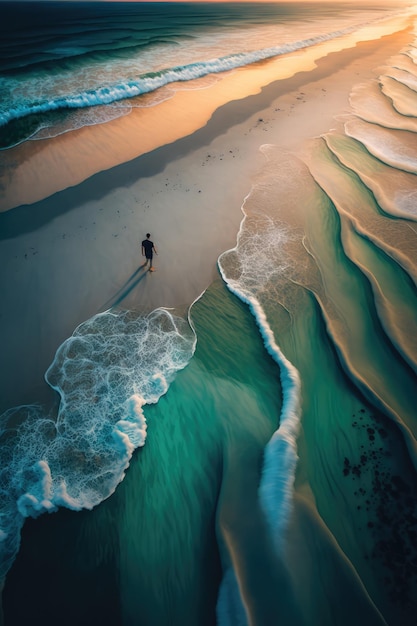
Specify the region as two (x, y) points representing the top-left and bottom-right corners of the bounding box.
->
(0, 307), (196, 580)
(0, 20), (394, 128)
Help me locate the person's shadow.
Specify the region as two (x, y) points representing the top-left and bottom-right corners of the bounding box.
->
(99, 263), (148, 311)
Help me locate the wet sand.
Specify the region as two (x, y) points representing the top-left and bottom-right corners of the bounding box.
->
(0, 11), (412, 212)
(2, 14), (417, 626)
(0, 19), (414, 412)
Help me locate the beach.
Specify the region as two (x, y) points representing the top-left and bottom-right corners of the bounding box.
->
(1, 2), (417, 625)
(1, 22), (413, 410)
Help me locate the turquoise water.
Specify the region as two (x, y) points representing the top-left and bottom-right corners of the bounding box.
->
(215, 63), (417, 620)
(0, 1), (409, 147)
(1, 2), (417, 625)
(4, 281), (285, 625)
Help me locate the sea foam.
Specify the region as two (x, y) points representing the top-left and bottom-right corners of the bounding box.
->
(218, 245), (301, 548)
(216, 208), (301, 621)
(0, 17), (403, 128)
(0, 307), (196, 580)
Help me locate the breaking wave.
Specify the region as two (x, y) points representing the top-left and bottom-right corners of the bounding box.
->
(216, 206), (302, 619)
(0, 307), (196, 580)
(0, 19), (401, 128)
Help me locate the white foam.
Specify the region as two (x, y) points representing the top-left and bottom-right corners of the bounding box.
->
(217, 206), (302, 540)
(0, 307), (196, 579)
(345, 117), (417, 174)
(0, 13), (410, 128)
(215, 209), (301, 621)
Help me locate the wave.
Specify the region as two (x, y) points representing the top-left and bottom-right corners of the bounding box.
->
(349, 80), (417, 132)
(384, 66), (417, 93)
(0, 103), (132, 152)
(380, 75), (417, 117)
(322, 132), (417, 222)
(345, 219), (417, 374)
(216, 201), (302, 619)
(0, 20), (398, 128)
(0, 36), (182, 75)
(344, 117), (417, 174)
(225, 286), (301, 547)
(0, 307), (196, 581)
(301, 136), (417, 461)
(214, 112), (417, 620)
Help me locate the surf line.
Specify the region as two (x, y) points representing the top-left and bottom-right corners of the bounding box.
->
(217, 252), (302, 553)
(0, 304), (198, 584)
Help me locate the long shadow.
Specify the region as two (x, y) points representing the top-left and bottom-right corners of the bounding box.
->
(0, 30), (404, 241)
(99, 263), (148, 312)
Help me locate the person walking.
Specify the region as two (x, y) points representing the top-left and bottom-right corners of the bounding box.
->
(141, 233), (157, 271)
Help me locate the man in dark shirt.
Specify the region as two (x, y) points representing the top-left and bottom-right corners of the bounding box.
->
(141, 233), (157, 271)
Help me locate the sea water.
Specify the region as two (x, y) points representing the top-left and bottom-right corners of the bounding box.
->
(0, 1), (411, 147)
(1, 2), (417, 625)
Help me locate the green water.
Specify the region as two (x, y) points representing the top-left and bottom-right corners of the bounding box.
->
(304, 140), (417, 440)
(3, 280), (283, 626)
(215, 141), (417, 624)
(4, 115), (417, 626)
(273, 283), (417, 624)
(254, 150), (417, 623)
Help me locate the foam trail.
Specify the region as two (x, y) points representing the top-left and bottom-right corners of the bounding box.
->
(217, 261), (301, 547)
(216, 208), (302, 621)
(0, 15), (407, 128)
(0, 307), (196, 581)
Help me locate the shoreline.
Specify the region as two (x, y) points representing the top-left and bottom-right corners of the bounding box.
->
(0, 12), (413, 212)
(2, 10), (417, 625)
(0, 17), (415, 413)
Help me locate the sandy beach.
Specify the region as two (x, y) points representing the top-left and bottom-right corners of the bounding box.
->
(0, 18), (413, 410)
(1, 6), (417, 624)
(1, 24), (410, 400)
(0, 13), (413, 213)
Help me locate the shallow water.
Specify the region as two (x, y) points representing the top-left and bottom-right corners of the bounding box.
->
(4, 280), (284, 626)
(216, 67), (417, 622)
(2, 2), (417, 625)
(0, 0), (409, 147)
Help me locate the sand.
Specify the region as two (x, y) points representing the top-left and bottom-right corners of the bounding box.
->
(1, 21), (414, 413)
(1, 13), (417, 626)
(0, 12), (412, 213)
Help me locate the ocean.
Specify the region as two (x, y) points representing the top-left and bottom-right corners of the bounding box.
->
(0, 1), (412, 148)
(1, 1), (417, 625)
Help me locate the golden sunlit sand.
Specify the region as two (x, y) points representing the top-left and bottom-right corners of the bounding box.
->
(0, 12), (412, 212)
(2, 6), (417, 625)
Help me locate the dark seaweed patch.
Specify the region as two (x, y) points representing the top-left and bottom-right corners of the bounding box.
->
(343, 408), (417, 614)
